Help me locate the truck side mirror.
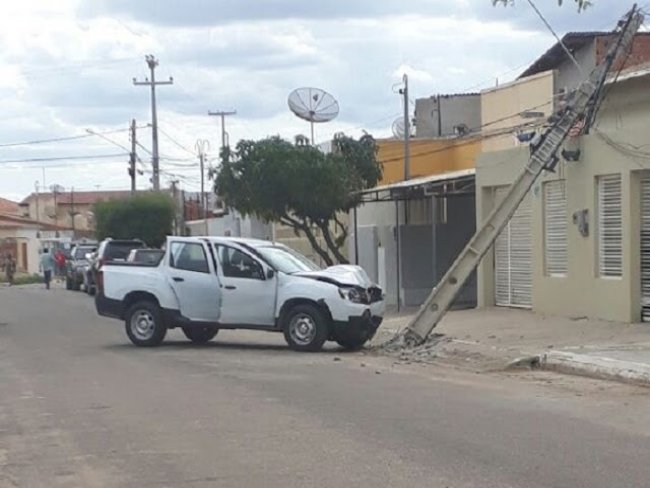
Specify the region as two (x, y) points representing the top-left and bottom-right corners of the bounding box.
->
(267, 268), (275, 280)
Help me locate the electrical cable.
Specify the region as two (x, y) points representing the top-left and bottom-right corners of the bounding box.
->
(0, 153), (128, 165)
(525, 0), (585, 77)
(0, 127), (141, 148)
(158, 127), (196, 156)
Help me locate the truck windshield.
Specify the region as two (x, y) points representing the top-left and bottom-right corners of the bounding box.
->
(255, 246), (321, 274)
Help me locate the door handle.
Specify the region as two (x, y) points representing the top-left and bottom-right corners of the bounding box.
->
(172, 277), (184, 282)
(225, 285), (237, 290)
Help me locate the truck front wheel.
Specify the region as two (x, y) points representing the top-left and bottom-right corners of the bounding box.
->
(335, 333), (370, 351)
(283, 304), (329, 352)
(125, 301), (167, 347)
(182, 326), (219, 344)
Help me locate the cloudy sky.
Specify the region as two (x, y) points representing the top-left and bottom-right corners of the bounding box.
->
(0, 0), (620, 201)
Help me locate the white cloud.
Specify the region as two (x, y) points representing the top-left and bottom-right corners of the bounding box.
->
(0, 0), (624, 199)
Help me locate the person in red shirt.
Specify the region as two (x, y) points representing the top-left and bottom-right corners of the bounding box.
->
(54, 249), (66, 282)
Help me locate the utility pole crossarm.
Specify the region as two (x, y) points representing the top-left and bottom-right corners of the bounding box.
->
(394, 5), (644, 348)
(208, 110), (237, 154)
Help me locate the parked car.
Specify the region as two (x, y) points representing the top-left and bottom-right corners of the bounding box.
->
(126, 248), (164, 266)
(95, 237), (384, 351)
(65, 244), (97, 290)
(85, 238), (146, 296)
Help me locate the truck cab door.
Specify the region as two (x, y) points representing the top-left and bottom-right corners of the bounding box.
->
(167, 241), (221, 323)
(214, 244), (277, 326)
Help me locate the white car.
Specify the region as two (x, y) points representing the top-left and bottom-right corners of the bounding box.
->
(95, 236), (385, 351)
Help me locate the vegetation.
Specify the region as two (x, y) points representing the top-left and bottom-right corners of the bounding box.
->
(1, 273), (43, 285)
(215, 134), (382, 266)
(94, 193), (174, 248)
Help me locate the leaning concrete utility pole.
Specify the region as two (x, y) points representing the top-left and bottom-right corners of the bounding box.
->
(390, 5), (644, 348)
(134, 55), (173, 191)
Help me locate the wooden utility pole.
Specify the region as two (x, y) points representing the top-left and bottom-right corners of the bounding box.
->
(129, 119), (137, 194)
(399, 74), (410, 181)
(133, 55), (173, 191)
(195, 139), (210, 235)
(208, 110), (236, 156)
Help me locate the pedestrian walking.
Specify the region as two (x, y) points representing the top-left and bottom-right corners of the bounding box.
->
(40, 248), (55, 290)
(4, 252), (16, 286)
(54, 249), (66, 282)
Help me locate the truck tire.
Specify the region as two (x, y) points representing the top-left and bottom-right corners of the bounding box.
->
(283, 304), (329, 352)
(65, 277), (72, 290)
(182, 326), (219, 344)
(125, 301), (167, 347)
(335, 333), (370, 351)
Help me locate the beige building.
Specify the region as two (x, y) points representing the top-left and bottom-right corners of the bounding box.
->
(476, 64), (650, 323)
(481, 70), (556, 153)
(19, 190), (137, 233)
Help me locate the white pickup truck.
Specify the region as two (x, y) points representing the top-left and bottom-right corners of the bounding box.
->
(95, 236), (385, 351)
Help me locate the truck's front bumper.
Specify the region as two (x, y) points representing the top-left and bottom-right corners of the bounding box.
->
(331, 308), (384, 342)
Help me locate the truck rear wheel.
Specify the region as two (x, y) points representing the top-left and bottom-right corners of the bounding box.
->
(283, 304), (329, 352)
(125, 301), (167, 347)
(182, 326), (219, 344)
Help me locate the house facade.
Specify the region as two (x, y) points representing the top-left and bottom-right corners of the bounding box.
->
(350, 94), (482, 309)
(19, 190), (135, 233)
(476, 40), (650, 322)
(0, 213), (74, 274)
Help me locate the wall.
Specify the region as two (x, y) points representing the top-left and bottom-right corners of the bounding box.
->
(351, 195), (477, 309)
(433, 194), (477, 308)
(555, 42), (596, 92)
(414, 94), (481, 138)
(377, 138), (481, 185)
(350, 201), (401, 305)
(21, 196), (94, 231)
(596, 35), (650, 73)
(185, 213), (271, 240)
(475, 73), (650, 323)
(480, 70), (556, 153)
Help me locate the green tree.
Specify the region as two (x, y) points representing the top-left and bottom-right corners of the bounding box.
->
(215, 134), (382, 266)
(493, 0), (591, 10)
(94, 193), (174, 248)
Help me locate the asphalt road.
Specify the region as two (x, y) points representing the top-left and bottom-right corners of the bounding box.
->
(2, 285), (650, 488)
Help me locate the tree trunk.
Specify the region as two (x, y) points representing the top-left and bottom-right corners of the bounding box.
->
(280, 216), (334, 267)
(318, 220), (349, 265)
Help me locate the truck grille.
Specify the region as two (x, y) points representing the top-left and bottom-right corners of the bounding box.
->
(368, 286), (383, 303)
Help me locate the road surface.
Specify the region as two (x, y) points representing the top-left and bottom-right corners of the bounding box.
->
(2, 284), (650, 487)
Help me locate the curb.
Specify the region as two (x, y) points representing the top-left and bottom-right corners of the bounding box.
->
(539, 351), (650, 385)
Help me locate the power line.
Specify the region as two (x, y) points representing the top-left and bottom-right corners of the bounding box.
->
(0, 127), (138, 148)
(158, 126), (196, 156)
(378, 98), (554, 165)
(0, 159), (128, 170)
(525, 0), (585, 77)
(0, 153), (127, 165)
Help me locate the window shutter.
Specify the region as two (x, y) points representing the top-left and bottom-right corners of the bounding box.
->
(598, 175), (622, 278)
(544, 180), (567, 276)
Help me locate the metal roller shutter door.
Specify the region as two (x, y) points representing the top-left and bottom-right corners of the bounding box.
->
(641, 176), (650, 321)
(494, 187), (532, 308)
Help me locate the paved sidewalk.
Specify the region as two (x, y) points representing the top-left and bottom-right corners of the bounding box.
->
(372, 307), (650, 384)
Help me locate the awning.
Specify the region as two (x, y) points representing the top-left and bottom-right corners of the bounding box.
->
(356, 168), (475, 203)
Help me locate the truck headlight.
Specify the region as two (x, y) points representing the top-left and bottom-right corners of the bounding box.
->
(338, 287), (367, 304)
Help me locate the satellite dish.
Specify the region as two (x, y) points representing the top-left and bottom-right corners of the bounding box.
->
(288, 87), (339, 145)
(391, 117), (414, 139)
